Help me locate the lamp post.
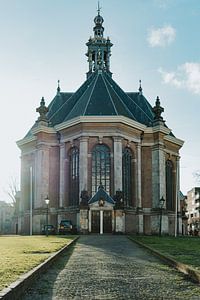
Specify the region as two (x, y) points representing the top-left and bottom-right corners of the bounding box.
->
(45, 196), (50, 237)
(159, 196), (165, 236)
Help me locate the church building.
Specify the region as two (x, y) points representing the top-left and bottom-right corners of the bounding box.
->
(17, 8), (184, 235)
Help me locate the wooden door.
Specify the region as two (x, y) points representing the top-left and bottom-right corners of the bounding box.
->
(91, 211), (100, 233)
(103, 210), (112, 233)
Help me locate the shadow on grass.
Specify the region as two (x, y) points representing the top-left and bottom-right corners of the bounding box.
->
(21, 243), (76, 300)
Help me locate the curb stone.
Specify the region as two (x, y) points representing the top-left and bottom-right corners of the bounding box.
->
(0, 236), (79, 300)
(128, 236), (200, 284)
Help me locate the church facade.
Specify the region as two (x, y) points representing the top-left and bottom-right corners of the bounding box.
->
(17, 9), (184, 235)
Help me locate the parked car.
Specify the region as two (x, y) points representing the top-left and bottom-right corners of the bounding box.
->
(41, 224), (56, 235)
(59, 220), (76, 234)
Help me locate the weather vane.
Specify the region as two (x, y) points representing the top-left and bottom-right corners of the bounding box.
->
(97, 1), (101, 15)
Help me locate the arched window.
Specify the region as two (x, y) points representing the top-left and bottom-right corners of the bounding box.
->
(69, 147), (79, 207)
(92, 144), (110, 195)
(166, 160), (174, 210)
(122, 148), (132, 207)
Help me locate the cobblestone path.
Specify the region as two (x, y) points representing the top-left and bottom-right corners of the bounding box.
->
(22, 235), (200, 300)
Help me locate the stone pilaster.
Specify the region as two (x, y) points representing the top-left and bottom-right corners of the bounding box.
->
(136, 143), (142, 208)
(79, 137), (88, 197)
(152, 143), (166, 208)
(35, 144), (50, 208)
(59, 143), (65, 207)
(113, 137), (122, 192)
(100, 210), (103, 234)
(176, 156), (182, 235)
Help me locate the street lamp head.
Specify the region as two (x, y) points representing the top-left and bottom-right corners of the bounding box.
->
(159, 196), (165, 208)
(45, 196), (50, 205)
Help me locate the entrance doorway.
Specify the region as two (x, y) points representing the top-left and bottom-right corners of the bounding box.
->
(103, 211), (112, 233)
(91, 210), (112, 234)
(91, 211), (100, 233)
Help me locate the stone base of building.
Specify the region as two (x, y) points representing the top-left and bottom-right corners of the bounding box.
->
(18, 208), (181, 236)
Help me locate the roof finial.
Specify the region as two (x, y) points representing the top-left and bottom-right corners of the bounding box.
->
(97, 1), (101, 15)
(36, 97), (49, 123)
(57, 80), (61, 93)
(139, 79), (143, 95)
(152, 96), (165, 125)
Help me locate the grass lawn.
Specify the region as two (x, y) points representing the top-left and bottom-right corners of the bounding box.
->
(0, 235), (75, 291)
(131, 236), (200, 271)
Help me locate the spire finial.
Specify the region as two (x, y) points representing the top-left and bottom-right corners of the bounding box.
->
(97, 1), (101, 15)
(139, 79), (143, 95)
(57, 80), (61, 93)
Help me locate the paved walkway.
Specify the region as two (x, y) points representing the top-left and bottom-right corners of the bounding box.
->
(22, 236), (200, 299)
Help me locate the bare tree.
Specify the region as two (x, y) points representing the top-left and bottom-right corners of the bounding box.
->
(194, 171), (200, 183)
(5, 176), (20, 214)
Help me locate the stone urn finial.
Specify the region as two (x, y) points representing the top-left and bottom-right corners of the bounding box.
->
(36, 97), (49, 122)
(152, 96), (164, 125)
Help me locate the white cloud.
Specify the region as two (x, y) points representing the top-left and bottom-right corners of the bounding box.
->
(158, 63), (200, 95)
(147, 25), (176, 47)
(153, 0), (171, 9)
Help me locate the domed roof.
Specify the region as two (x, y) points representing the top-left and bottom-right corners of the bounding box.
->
(94, 14), (104, 25)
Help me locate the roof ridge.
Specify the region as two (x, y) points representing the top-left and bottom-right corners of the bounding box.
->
(136, 93), (154, 118)
(105, 73), (153, 122)
(65, 75), (98, 119)
(49, 73), (96, 122)
(101, 73), (118, 115)
(127, 91), (154, 119)
(103, 73), (136, 120)
(83, 72), (99, 115)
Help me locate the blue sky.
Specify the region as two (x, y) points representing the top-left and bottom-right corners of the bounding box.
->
(0, 0), (200, 202)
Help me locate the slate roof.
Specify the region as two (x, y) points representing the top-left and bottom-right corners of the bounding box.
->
(88, 185), (115, 205)
(47, 70), (155, 127)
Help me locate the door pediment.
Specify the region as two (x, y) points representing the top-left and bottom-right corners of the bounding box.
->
(88, 185), (115, 208)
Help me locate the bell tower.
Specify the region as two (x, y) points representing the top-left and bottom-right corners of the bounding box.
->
(86, 3), (113, 78)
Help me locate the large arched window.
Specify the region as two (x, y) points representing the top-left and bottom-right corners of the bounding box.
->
(122, 148), (132, 207)
(92, 144), (110, 195)
(166, 160), (174, 210)
(69, 147), (79, 207)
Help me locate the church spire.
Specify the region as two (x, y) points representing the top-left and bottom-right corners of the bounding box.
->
(86, 4), (113, 78)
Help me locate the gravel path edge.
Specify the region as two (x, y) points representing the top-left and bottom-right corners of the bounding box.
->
(0, 236), (79, 300)
(128, 236), (200, 284)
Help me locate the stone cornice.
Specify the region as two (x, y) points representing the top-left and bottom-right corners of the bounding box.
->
(17, 125), (57, 148)
(31, 125), (56, 135)
(145, 125), (171, 135)
(55, 116), (147, 132)
(164, 135), (184, 147)
(17, 116), (184, 148)
(16, 136), (37, 148)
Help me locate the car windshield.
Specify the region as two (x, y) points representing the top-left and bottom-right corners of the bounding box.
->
(60, 221), (71, 226)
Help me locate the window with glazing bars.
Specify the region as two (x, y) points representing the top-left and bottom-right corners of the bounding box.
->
(166, 160), (174, 210)
(92, 145), (110, 195)
(122, 148), (132, 207)
(69, 147), (79, 207)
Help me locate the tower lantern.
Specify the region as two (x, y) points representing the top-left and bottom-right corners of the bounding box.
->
(86, 5), (113, 78)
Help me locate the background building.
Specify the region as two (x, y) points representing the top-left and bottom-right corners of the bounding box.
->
(186, 187), (200, 235)
(17, 9), (184, 235)
(0, 201), (15, 234)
